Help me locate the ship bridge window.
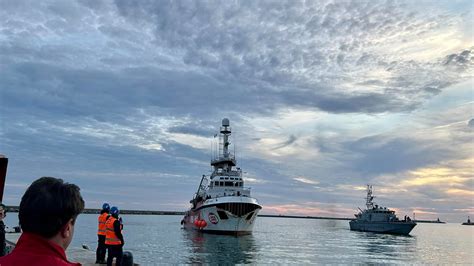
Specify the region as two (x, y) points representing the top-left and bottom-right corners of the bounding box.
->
(216, 203), (260, 217)
(225, 181), (233, 186)
(220, 181), (224, 186)
(217, 210), (228, 220)
(225, 177), (229, 180)
(214, 181), (219, 186)
(245, 212), (254, 220)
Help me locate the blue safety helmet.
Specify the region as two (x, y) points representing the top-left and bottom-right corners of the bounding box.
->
(110, 206), (119, 215)
(102, 203), (110, 211)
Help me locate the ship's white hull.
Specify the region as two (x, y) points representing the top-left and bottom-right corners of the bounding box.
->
(183, 197), (261, 235)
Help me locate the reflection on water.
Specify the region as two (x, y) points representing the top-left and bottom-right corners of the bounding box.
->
(352, 231), (417, 262)
(182, 230), (257, 264)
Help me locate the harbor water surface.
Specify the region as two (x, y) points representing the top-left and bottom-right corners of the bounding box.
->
(5, 214), (474, 264)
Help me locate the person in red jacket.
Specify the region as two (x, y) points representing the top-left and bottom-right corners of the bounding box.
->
(0, 176), (85, 266)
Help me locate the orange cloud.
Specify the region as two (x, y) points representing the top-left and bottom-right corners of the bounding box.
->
(402, 169), (469, 186)
(397, 158), (473, 188)
(445, 188), (474, 197)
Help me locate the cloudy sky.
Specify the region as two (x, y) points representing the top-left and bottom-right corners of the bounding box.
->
(0, 0), (472, 222)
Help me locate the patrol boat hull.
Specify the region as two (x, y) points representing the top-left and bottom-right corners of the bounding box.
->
(183, 197), (261, 235)
(349, 220), (416, 235)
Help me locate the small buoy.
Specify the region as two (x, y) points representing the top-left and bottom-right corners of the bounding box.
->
(194, 220), (200, 227)
(200, 220), (207, 228)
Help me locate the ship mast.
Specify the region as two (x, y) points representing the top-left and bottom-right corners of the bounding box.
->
(211, 118), (236, 173)
(222, 119), (230, 159)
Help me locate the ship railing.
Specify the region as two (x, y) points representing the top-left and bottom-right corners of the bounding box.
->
(241, 188), (251, 196)
(212, 170), (240, 176)
(211, 155), (236, 163)
(206, 189), (251, 199)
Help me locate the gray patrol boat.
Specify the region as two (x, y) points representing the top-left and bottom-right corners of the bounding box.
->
(349, 185), (416, 235)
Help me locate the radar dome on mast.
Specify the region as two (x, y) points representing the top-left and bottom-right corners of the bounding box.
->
(222, 118), (230, 127)
(220, 118), (231, 134)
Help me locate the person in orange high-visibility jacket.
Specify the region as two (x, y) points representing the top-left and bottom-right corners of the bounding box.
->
(105, 206), (124, 266)
(95, 203), (110, 264)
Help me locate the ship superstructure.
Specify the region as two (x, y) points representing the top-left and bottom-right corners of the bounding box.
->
(182, 118), (261, 234)
(349, 185), (416, 235)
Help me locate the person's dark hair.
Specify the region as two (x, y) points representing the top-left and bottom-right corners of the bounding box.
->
(19, 177), (85, 238)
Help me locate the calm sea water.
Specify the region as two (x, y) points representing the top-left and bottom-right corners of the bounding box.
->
(4, 214), (474, 264)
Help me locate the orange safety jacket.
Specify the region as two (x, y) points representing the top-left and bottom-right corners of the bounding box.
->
(105, 217), (122, 245)
(97, 213), (109, 236)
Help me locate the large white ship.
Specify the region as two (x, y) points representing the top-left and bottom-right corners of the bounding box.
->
(182, 118), (261, 235)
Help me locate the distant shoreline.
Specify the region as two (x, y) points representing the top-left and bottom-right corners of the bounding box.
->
(4, 206), (446, 223)
(258, 214), (352, 220)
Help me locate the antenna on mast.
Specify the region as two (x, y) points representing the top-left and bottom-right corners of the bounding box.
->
(366, 184), (375, 209)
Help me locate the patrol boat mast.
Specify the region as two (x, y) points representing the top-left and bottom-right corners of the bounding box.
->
(366, 185), (375, 209)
